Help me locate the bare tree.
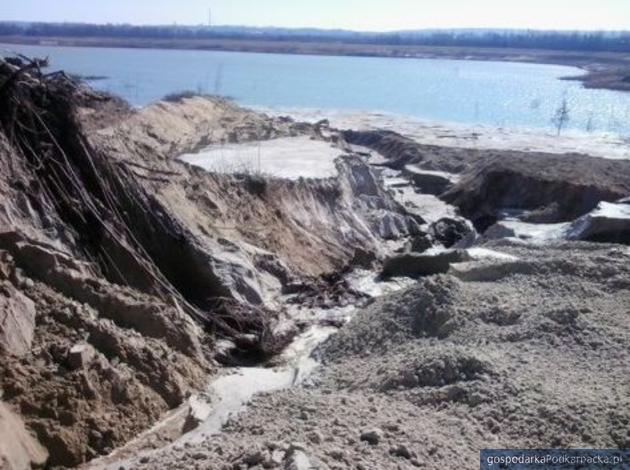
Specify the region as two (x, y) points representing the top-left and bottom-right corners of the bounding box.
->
(585, 112), (594, 132)
(552, 97), (570, 136)
(213, 64), (224, 95)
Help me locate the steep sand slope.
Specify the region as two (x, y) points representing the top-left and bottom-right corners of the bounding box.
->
(0, 60), (419, 467)
(91, 97), (421, 297)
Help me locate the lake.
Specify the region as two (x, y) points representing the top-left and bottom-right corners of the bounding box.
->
(3, 42), (630, 134)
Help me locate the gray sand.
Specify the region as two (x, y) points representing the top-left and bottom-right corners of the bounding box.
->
(119, 241), (630, 469)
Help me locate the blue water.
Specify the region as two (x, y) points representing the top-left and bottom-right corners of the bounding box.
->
(3, 43), (630, 134)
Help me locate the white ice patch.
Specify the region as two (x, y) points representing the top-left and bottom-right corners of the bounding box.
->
(380, 168), (458, 224)
(566, 201), (630, 240)
(346, 269), (416, 297)
(179, 136), (344, 180)
(489, 220), (571, 244)
(465, 247), (520, 261)
(488, 202), (630, 244)
(585, 201), (630, 220)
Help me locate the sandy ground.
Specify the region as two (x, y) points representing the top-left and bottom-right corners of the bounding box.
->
(260, 107), (630, 161)
(0, 67), (424, 468)
(106, 241), (630, 470)
(178, 134), (459, 225)
(82, 102), (630, 470)
(2, 62), (629, 470)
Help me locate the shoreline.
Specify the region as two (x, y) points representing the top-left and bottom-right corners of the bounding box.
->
(259, 106), (630, 161)
(1, 35), (630, 93)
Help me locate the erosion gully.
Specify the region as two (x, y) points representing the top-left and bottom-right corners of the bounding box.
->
(87, 155), (448, 470)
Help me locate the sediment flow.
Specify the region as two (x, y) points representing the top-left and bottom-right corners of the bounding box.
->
(0, 57), (629, 470)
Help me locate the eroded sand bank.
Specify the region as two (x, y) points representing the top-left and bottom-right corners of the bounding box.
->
(91, 107), (630, 469)
(2, 56), (630, 470)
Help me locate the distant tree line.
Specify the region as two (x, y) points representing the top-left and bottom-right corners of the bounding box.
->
(2, 22), (630, 53)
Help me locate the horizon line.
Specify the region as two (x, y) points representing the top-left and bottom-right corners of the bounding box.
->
(2, 20), (629, 35)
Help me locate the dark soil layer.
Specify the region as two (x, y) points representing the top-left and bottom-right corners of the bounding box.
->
(344, 130), (630, 230)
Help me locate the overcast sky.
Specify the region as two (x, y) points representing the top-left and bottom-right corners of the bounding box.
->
(1, 0), (629, 31)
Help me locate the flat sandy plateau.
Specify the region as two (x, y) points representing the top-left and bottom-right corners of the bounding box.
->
(179, 136), (343, 180)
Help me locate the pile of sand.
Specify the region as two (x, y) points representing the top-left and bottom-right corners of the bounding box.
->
(114, 241), (630, 469)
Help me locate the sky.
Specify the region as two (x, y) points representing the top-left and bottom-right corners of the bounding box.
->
(1, 0), (630, 32)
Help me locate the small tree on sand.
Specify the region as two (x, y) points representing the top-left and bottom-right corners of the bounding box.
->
(585, 112), (594, 133)
(552, 97), (570, 136)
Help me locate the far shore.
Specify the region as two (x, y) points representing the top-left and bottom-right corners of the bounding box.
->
(2, 35), (630, 93)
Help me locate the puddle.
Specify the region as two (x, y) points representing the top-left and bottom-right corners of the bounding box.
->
(182, 322), (337, 444)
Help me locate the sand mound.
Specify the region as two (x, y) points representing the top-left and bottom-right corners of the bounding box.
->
(138, 242), (630, 469)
